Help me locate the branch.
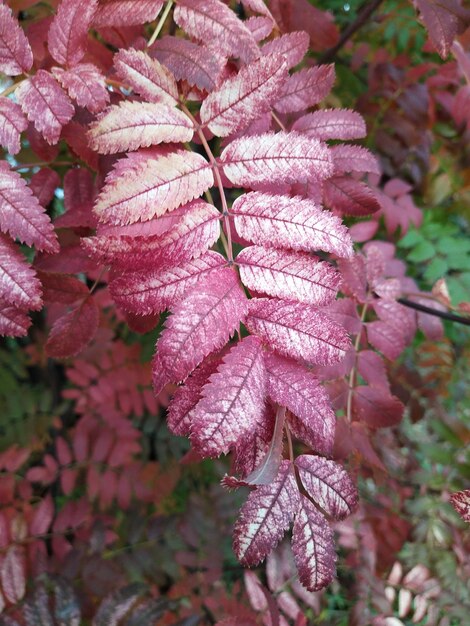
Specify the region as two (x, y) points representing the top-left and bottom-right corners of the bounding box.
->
(317, 0), (385, 64)
(398, 298), (470, 327)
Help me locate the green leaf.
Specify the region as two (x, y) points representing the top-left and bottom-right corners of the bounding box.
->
(407, 240), (436, 262)
(398, 229), (423, 248)
(423, 257), (448, 283)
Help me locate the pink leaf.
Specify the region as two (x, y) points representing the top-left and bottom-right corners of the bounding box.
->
(93, 0), (164, 27)
(246, 298), (352, 366)
(167, 352), (224, 436)
(88, 101), (193, 154)
(0, 4), (33, 75)
(84, 200), (220, 270)
(221, 132), (333, 186)
(275, 65), (335, 114)
(292, 108), (366, 141)
(232, 192), (353, 258)
(366, 320), (406, 360)
(48, 0), (98, 66)
(110, 251), (226, 315)
(262, 32), (309, 69)
(331, 145), (381, 176)
(233, 460), (300, 566)
(357, 350), (390, 390)
(94, 150), (214, 225)
(17, 70), (75, 145)
(0, 302), (31, 337)
(237, 245), (341, 306)
(39, 271), (89, 304)
(352, 386), (405, 428)
(45, 296), (99, 358)
(0, 163), (58, 252)
(292, 496), (336, 591)
(51, 63), (110, 113)
(151, 35), (225, 92)
(114, 47), (178, 105)
(246, 16), (275, 42)
(55, 167), (97, 229)
(415, 0), (470, 58)
(450, 489), (470, 523)
(337, 255), (367, 303)
(264, 352), (335, 455)
(0, 234), (42, 310)
(152, 267), (248, 392)
(174, 0), (259, 63)
(29, 168), (61, 208)
(323, 176), (381, 216)
(190, 336), (267, 457)
(241, 0), (275, 21)
(200, 54), (287, 137)
(30, 495), (54, 536)
(0, 97), (27, 154)
(0, 545), (26, 604)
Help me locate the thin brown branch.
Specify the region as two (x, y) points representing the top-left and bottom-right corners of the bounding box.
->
(398, 298), (470, 327)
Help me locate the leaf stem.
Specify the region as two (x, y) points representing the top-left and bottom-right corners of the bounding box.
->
(346, 301), (368, 422)
(147, 0), (174, 47)
(271, 111), (286, 131)
(0, 81), (21, 98)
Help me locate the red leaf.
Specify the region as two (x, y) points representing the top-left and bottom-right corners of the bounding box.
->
(450, 489), (470, 523)
(0, 97), (28, 155)
(0, 302), (31, 337)
(366, 320), (406, 360)
(262, 31), (309, 69)
(55, 167), (97, 229)
(48, 0), (98, 66)
(415, 0), (470, 58)
(39, 271), (88, 304)
(0, 4), (33, 75)
(269, 0), (338, 52)
(233, 460), (300, 566)
(0, 234), (42, 311)
(45, 296), (99, 358)
(323, 176), (381, 216)
(30, 495), (54, 536)
(331, 145), (381, 176)
(352, 386), (405, 428)
(93, 0), (164, 27)
(29, 168), (61, 208)
(1, 545), (26, 604)
(275, 65), (335, 114)
(357, 350), (390, 390)
(17, 70), (75, 145)
(292, 108), (366, 141)
(52, 63), (110, 113)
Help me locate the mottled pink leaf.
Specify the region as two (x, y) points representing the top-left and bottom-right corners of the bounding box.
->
(295, 454), (358, 519)
(94, 150), (214, 225)
(246, 16), (274, 41)
(17, 70), (75, 145)
(234, 460), (299, 566)
(151, 36), (225, 92)
(84, 200), (220, 270)
(1, 545), (26, 604)
(323, 176), (381, 216)
(200, 54), (287, 137)
(241, 0), (275, 20)
(0, 4), (33, 75)
(51, 63), (109, 113)
(0, 234), (42, 310)
(174, 0), (259, 63)
(292, 496), (336, 591)
(0, 302), (31, 337)
(110, 251), (226, 315)
(264, 352), (335, 455)
(191, 336), (266, 457)
(246, 298), (352, 366)
(0, 163), (58, 252)
(232, 192), (353, 258)
(114, 48), (178, 105)
(152, 267), (248, 392)
(357, 350), (390, 390)
(373, 299), (416, 344)
(0, 97), (27, 154)
(450, 489), (470, 523)
(337, 255), (367, 303)
(262, 31), (309, 69)
(237, 245), (341, 305)
(352, 386), (405, 428)
(221, 132), (333, 186)
(29, 168), (60, 208)
(48, 0), (97, 66)
(366, 320), (406, 360)
(45, 296), (99, 358)
(292, 108), (366, 141)
(88, 101), (193, 154)
(93, 0), (163, 26)
(415, 0), (470, 58)
(275, 65), (335, 114)
(331, 145), (380, 176)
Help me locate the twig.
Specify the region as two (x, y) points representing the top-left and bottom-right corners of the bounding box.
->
(398, 298), (470, 327)
(147, 0), (174, 47)
(317, 0), (385, 64)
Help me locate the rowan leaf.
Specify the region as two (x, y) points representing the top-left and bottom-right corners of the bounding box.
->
(295, 455), (358, 519)
(0, 97), (28, 155)
(0, 234), (42, 311)
(94, 150), (214, 225)
(366, 320), (406, 360)
(262, 31), (309, 69)
(275, 65), (335, 114)
(200, 54), (287, 137)
(0, 545), (26, 604)
(30, 494), (54, 536)
(93, 0), (163, 26)
(323, 176), (381, 216)
(331, 145), (381, 176)
(92, 584), (144, 626)
(246, 16), (275, 41)
(352, 386), (405, 428)
(415, 0), (470, 58)
(264, 352), (335, 455)
(221, 132), (333, 186)
(17, 70), (75, 145)
(30, 168), (61, 209)
(0, 4), (33, 75)
(0, 302), (31, 337)
(56, 167), (96, 229)
(51, 63), (110, 114)
(39, 271), (89, 304)
(450, 489), (470, 523)
(114, 48), (178, 105)
(292, 108), (366, 141)
(174, 0), (259, 63)
(237, 245), (341, 306)
(292, 496), (336, 591)
(152, 267), (248, 393)
(88, 101), (193, 154)
(191, 336), (267, 457)
(84, 200), (220, 270)
(0, 163), (58, 253)
(48, 0), (98, 67)
(233, 460), (300, 566)
(151, 36), (225, 93)
(231, 192), (353, 258)
(45, 296), (99, 358)
(241, 0), (275, 21)
(110, 251), (226, 315)
(23, 585), (54, 626)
